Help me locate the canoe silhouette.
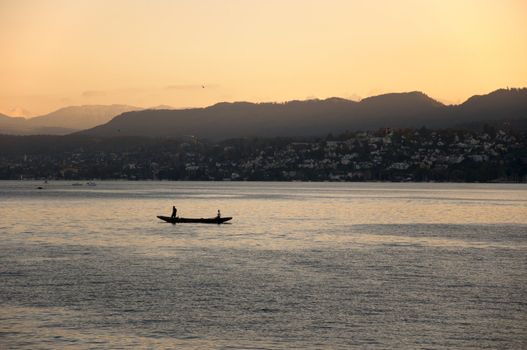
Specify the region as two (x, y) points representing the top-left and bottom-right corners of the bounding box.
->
(157, 215), (232, 224)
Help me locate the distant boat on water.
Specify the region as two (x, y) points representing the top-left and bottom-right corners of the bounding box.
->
(157, 215), (232, 224)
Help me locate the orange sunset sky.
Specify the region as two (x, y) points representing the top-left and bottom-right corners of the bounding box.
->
(1, 0), (526, 116)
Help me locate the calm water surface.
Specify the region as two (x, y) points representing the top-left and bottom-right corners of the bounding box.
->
(1, 181), (526, 349)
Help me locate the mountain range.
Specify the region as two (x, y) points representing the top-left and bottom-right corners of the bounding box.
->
(1, 88), (525, 138)
(0, 105), (142, 135)
(80, 88), (527, 139)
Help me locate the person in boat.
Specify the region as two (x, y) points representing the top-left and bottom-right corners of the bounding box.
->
(216, 209), (221, 219)
(171, 206), (177, 219)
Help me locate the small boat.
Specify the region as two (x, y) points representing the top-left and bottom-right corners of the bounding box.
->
(157, 215), (232, 224)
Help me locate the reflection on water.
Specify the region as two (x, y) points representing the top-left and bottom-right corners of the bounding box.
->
(1, 181), (526, 349)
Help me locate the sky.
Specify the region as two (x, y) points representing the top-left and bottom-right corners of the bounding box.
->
(1, 0), (526, 117)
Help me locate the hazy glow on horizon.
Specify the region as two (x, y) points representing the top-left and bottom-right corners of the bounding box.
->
(1, 0), (526, 116)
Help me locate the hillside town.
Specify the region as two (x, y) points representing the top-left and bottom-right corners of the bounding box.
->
(1, 127), (526, 182)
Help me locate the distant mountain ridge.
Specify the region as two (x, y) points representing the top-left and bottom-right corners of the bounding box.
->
(29, 104), (140, 130)
(0, 105), (141, 135)
(79, 88), (527, 139)
(0, 113), (30, 134)
(2, 89), (526, 137)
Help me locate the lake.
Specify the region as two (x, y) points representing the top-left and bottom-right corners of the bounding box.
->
(1, 181), (526, 349)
